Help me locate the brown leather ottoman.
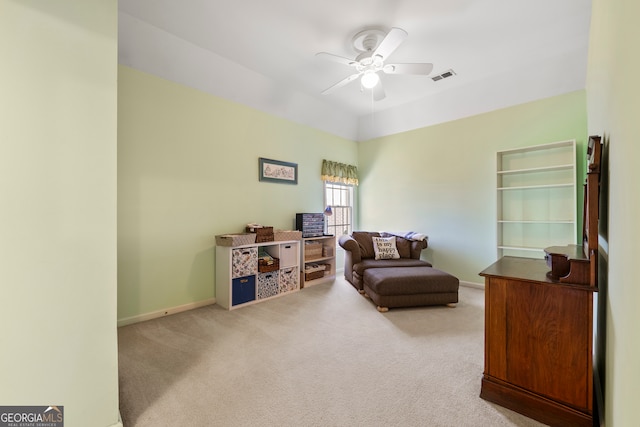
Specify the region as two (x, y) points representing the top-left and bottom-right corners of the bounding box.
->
(363, 266), (459, 312)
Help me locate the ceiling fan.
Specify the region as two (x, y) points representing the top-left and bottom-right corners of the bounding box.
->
(316, 27), (434, 101)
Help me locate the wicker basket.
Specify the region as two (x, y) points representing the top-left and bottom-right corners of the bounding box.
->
(274, 230), (302, 241)
(305, 270), (324, 281)
(304, 263), (326, 281)
(215, 233), (257, 247)
(246, 226), (274, 242)
(258, 257), (280, 273)
(304, 241), (323, 260)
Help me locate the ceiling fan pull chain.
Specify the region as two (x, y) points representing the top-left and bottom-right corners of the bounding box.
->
(370, 89), (376, 129)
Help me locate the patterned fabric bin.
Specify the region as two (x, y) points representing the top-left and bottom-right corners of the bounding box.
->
(232, 247), (258, 278)
(279, 267), (299, 293)
(257, 271), (279, 299)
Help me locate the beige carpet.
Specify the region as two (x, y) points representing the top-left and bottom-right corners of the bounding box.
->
(118, 278), (547, 427)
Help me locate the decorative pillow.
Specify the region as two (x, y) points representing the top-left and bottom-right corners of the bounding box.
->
(372, 236), (401, 260)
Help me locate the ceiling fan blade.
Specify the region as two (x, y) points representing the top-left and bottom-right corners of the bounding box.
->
(373, 27), (408, 60)
(315, 52), (357, 67)
(321, 73), (361, 95)
(383, 63), (434, 75)
(372, 82), (386, 101)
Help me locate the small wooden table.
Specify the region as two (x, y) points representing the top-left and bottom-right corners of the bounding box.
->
(479, 256), (596, 427)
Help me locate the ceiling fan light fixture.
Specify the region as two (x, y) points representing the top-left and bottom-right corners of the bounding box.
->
(317, 26), (435, 101)
(361, 71), (380, 89)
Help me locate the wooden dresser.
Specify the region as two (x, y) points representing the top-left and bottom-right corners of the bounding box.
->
(479, 256), (596, 427)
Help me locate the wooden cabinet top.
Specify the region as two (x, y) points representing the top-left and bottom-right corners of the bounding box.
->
(480, 256), (597, 293)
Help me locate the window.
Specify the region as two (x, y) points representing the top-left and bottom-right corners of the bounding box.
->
(324, 181), (354, 238)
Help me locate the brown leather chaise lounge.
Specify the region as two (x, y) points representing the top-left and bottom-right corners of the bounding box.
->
(339, 231), (459, 312)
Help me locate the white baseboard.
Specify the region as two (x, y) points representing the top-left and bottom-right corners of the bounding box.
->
(118, 298), (216, 327)
(107, 411), (123, 427)
(116, 279), (480, 327)
(460, 280), (484, 290)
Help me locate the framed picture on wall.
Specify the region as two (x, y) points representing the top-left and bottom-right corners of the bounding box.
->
(259, 157), (298, 184)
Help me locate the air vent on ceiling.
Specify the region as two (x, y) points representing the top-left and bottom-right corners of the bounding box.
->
(431, 69), (456, 82)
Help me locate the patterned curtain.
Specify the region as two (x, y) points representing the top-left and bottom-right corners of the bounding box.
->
(321, 160), (359, 186)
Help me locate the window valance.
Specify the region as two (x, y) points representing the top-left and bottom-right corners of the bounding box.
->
(321, 159), (359, 186)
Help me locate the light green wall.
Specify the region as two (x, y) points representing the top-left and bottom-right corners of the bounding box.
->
(0, 1), (120, 427)
(587, 0), (640, 425)
(117, 66), (357, 321)
(358, 91), (587, 283)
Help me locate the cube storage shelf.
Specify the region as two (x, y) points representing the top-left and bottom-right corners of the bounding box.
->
(216, 240), (300, 310)
(496, 140), (577, 259)
(301, 235), (336, 287)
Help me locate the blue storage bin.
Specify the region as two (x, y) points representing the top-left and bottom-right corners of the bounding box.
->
(232, 275), (256, 306)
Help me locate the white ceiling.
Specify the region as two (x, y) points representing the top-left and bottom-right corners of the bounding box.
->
(118, 0), (592, 141)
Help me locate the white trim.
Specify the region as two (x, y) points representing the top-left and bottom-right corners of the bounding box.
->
(117, 298), (216, 327)
(107, 412), (123, 427)
(460, 280), (484, 290)
(116, 281), (481, 327)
